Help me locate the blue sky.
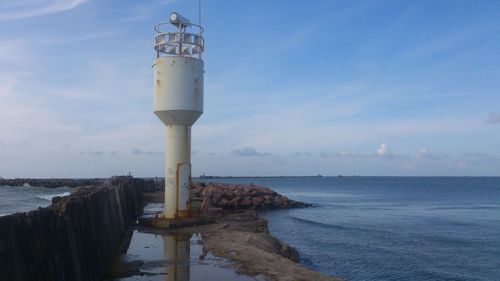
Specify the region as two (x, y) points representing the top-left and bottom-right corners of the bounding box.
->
(1, 0), (499, 177)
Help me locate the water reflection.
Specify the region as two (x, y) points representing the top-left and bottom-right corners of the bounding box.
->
(117, 229), (262, 281)
(163, 233), (190, 281)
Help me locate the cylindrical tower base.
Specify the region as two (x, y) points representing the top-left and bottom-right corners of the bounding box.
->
(163, 125), (191, 219)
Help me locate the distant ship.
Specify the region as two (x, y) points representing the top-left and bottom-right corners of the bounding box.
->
(199, 173), (214, 179)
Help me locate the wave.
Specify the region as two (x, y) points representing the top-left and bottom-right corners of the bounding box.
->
(289, 216), (366, 232)
(418, 233), (483, 247)
(289, 216), (399, 238)
(427, 205), (500, 210)
(417, 269), (472, 281)
(36, 192), (71, 201)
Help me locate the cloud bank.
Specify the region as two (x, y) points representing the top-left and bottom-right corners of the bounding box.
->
(486, 113), (500, 124)
(233, 147), (272, 157)
(131, 148), (163, 156)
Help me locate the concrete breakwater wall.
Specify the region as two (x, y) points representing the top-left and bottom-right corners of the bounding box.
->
(0, 179), (143, 281)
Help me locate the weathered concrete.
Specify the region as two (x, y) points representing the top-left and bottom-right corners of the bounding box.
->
(130, 178), (162, 193)
(138, 215), (213, 229)
(195, 210), (342, 281)
(0, 178), (143, 281)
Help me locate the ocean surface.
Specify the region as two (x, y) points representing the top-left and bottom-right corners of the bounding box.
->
(197, 177), (500, 281)
(0, 185), (71, 217)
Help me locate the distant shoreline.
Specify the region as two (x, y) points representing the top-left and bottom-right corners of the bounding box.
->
(194, 175), (500, 178)
(1, 175), (500, 187)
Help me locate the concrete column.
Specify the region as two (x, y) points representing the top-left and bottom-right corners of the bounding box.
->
(164, 125), (191, 219)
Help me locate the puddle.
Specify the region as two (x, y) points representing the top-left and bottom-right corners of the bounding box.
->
(115, 204), (263, 281)
(142, 203), (164, 218)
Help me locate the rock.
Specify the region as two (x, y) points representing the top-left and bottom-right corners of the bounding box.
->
(219, 198), (228, 206)
(252, 197), (264, 207)
(0, 178), (109, 188)
(212, 192), (222, 204)
(191, 182), (310, 210)
(228, 198), (239, 209)
(240, 196), (252, 208)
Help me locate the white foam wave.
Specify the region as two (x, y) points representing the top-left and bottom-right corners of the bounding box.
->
(36, 192), (71, 201)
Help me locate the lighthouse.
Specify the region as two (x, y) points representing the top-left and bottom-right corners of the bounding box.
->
(153, 12), (204, 219)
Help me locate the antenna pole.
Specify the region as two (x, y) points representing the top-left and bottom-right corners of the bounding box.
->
(199, 0), (201, 28)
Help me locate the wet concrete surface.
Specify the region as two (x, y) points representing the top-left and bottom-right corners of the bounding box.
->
(115, 230), (263, 281)
(113, 203), (263, 281)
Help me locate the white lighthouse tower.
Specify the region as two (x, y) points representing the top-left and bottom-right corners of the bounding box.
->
(153, 12), (204, 219)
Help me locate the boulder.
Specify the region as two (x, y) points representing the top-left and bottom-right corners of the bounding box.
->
(191, 182), (310, 210)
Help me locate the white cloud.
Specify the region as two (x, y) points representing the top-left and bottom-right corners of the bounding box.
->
(131, 148), (163, 156)
(486, 112), (500, 124)
(416, 148), (448, 159)
(319, 151), (334, 158)
(336, 150), (360, 157)
(0, 1), (499, 177)
(376, 143), (389, 156)
(0, 41), (27, 64)
(80, 150), (118, 156)
(0, 75), (80, 145)
(233, 147), (271, 157)
(198, 75), (481, 154)
(416, 148), (429, 158)
(293, 152), (313, 157)
(459, 153), (498, 161)
(0, 0), (88, 21)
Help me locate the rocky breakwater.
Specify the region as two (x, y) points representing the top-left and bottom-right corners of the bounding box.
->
(0, 178), (107, 188)
(191, 182), (311, 210)
(135, 182), (340, 281)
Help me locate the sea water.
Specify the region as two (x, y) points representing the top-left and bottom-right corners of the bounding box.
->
(0, 185), (71, 216)
(197, 177), (500, 281)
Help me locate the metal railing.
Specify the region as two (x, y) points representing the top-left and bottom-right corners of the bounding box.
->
(154, 21), (204, 59)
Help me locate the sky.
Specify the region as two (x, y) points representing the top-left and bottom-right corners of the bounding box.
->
(0, 0), (499, 177)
